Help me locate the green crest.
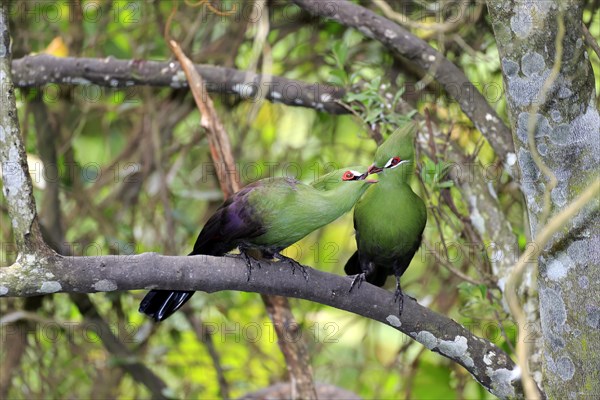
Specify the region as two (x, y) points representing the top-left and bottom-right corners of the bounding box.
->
(374, 123), (417, 167)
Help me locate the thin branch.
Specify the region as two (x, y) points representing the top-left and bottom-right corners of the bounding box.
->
(72, 293), (170, 399)
(169, 39), (240, 196)
(581, 22), (600, 61)
(291, 0), (513, 160)
(184, 311), (230, 399)
(0, 252), (524, 399)
(11, 55), (348, 115)
(0, 297), (42, 398)
(168, 38), (317, 399)
(372, 0), (484, 40)
(240, 382), (361, 400)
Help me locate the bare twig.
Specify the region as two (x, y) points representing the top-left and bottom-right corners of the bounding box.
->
(291, 0), (513, 160)
(73, 293), (170, 399)
(581, 23), (600, 61)
(168, 37), (317, 399)
(372, 0), (484, 39)
(0, 297), (42, 398)
(184, 311), (230, 399)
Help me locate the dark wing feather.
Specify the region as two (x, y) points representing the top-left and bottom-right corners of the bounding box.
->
(190, 184), (267, 256)
(140, 184), (267, 322)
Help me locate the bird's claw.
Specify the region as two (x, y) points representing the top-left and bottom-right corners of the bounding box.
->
(229, 251), (261, 281)
(393, 280), (405, 317)
(349, 273), (366, 292)
(274, 253), (309, 281)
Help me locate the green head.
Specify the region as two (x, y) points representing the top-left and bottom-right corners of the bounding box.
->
(311, 166), (371, 191)
(310, 166), (376, 212)
(368, 123), (417, 179)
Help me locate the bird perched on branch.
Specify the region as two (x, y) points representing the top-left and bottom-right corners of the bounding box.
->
(344, 123), (427, 314)
(140, 167), (374, 321)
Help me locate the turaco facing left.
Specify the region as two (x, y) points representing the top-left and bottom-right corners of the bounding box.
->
(344, 123), (427, 315)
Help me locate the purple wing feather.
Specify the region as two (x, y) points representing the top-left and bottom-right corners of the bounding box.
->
(190, 184), (266, 256)
(140, 183), (267, 322)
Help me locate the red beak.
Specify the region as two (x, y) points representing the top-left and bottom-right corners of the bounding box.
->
(367, 163), (383, 175)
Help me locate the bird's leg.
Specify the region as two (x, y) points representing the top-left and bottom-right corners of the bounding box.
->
(349, 260), (375, 292)
(228, 249), (262, 281)
(393, 275), (405, 316)
(348, 273), (366, 292)
(273, 253), (309, 281)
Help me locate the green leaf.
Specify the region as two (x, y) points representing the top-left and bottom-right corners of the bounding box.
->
(332, 41), (348, 66)
(329, 69), (348, 86)
(478, 284), (488, 298)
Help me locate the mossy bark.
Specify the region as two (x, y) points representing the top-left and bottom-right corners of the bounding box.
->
(488, 0), (600, 397)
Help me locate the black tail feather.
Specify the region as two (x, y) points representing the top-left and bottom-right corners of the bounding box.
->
(139, 290), (195, 322)
(344, 251), (361, 276)
(344, 251), (388, 287)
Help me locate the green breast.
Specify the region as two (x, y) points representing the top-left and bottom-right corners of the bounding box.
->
(354, 182), (427, 263)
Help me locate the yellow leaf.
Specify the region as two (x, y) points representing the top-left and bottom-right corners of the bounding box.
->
(42, 37), (69, 57)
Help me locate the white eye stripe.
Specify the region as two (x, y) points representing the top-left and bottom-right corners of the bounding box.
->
(349, 170), (362, 176)
(384, 157), (408, 169)
(384, 157), (399, 168)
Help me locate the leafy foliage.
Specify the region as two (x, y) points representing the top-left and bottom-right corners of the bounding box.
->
(2, 1), (599, 399)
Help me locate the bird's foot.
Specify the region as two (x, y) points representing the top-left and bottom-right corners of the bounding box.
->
(393, 287), (405, 316)
(274, 253), (309, 281)
(228, 252), (261, 281)
(348, 273), (366, 293)
(393, 278), (406, 317)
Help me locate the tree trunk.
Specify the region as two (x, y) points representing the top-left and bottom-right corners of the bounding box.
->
(488, 0), (600, 398)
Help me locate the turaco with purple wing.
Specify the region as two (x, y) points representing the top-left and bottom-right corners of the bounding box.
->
(140, 166), (374, 321)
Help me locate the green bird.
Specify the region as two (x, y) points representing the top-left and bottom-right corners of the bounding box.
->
(344, 123), (427, 313)
(140, 166), (374, 321)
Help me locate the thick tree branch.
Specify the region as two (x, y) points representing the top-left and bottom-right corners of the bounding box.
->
(11, 54), (347, 114)
(291, 0), (513, 160)
(0, 253), (523, 399)
(0, 6), (49, 255)
(488, 1), (600, 398)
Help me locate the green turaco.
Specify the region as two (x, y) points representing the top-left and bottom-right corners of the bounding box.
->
(140, 167), (374, 321)
(344, 123), (427, 313)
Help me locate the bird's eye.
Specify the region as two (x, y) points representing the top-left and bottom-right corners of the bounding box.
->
(384, 156), (402, 169)
(342, 170), (360, 181)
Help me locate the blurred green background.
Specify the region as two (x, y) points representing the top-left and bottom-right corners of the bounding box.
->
(1, 1), (599, 399)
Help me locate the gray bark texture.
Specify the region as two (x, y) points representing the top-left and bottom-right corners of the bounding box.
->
(488, 0), (600, 398)
(0, 3), (526, 396)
